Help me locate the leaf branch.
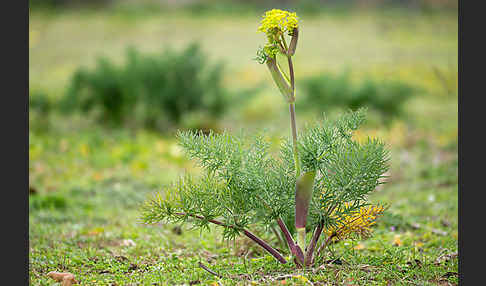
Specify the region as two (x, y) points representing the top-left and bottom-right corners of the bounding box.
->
(174, 212), (288, 264)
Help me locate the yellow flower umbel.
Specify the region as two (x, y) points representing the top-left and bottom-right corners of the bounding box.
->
(255, 9), (300, 103)
(257, 9), (299, 59)
(258, 9), (298, 37)
(324, 205), (385, 241)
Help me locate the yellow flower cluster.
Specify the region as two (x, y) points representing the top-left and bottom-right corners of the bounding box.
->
(257, 9), (298, 36)
(324, 205), (385, 240)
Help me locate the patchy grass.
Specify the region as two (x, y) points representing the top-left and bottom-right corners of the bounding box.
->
(29, 125), (457, 285)
(29, 8), (457, 285)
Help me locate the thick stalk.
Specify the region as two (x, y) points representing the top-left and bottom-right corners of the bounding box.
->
(289, 80), (304, 254)
(294, 170), (316, 257)
(175, 212), (287, 264)
(276, 218), (295, 250)
(243, 230), (288, 264)
(287, 56), (297, 163)
(266, 57), (293, 102)
(287, 56), (295, 95)
(296, 228), (306, 262)
(289, 103), (300, 177)
(286, 55), (310, 259)
(288, 28), (299, 56)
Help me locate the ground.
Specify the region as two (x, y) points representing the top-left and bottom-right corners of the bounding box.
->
(29, 7), (457, 285)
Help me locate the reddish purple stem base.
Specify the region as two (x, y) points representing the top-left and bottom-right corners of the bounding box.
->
(174, 213), (329, 267)
(175, 212), (287, 264)
(277, 217), (305, 265)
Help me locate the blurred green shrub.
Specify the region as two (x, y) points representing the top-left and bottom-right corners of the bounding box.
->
(29, 0), (112, 9)
(30, 90), (52, 115)
(29, 193), (68, 211)
(29, 0), (458, 14)
(29, 90), (54, 132)
(62, 43), (228, 131)
(299, 72), (417, 122)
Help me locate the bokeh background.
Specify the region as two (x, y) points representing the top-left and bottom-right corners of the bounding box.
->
(29, 0), (458, 284)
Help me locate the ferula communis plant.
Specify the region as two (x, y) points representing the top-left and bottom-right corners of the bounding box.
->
(142, 9), (389, 268)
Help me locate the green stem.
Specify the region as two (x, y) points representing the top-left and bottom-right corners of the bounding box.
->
(289, 102), (300, 177)
(296, 228), (306, 260)
(286, 54), (306, 256)
(287, 55), (297, 174)
(277, 60), (291, 85)
(287, 56), (295, 95)
(266, 57), (293, 102)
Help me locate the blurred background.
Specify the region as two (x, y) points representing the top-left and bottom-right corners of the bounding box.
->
(29, 0), (458, 284)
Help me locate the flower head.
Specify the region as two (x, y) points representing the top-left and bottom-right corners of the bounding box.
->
(257, 9), (299, 36)
(256, 9), (299, 61)
(324, 204), (385, 241)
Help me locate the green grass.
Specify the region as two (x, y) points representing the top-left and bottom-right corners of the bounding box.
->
(29, 126), (458, 285)
(29, 7), (457, 285)
(28, 127), (458, 285)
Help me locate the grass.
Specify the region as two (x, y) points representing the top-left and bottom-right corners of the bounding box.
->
(29, 7), (457, 285)
(29, 125), (458, 285)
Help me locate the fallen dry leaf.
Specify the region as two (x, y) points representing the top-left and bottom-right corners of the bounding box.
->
(47, 271), (78, 286)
